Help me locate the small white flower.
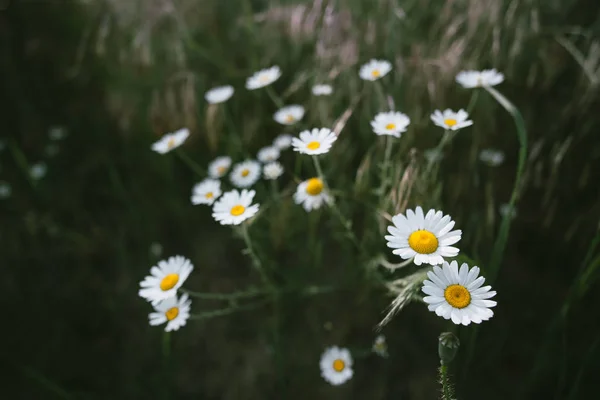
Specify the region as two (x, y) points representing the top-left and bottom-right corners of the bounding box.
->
(208, 156), (232, 179)
(138, 256), (194, 306)
(246, 66), (281, 90)
(312, 84), (333, 96)
(0, 181), (11, 199)
(49, 126), (67, 141)
(273, 134), (293, 150)
(479, 149), (505, 166)
(191, 179), (222, 205)
(204, 85), (234, 104)
(456, 69), (504, 88)
(424, 148), (443, 163)
(151, 128), (189, 154)
(320, 346), (353, 385)
(263, 162), (284, 180)
(422, 261), (497, 325)
(212, 189), (259, 225)
(273, 105), (305, 126)
(230, 160), (261, 188)
(385, 206), (462, 266)
(148, 293), (191, 332)
(292, 128), (337, 155)
(30, 163), (47, 180)
(257, 146), (281, 163)
(370, 111), (410, 137)
(499, 203), (517, 219)
(372, 335), (388, 358)
(430, 109), (473, 131)
(294, 177), (333, 212)
(359, 59), (392, 81)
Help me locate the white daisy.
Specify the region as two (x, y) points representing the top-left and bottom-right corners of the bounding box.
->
(257, 146), (281, 163)
(151, 128), (189, 154)
(138, 255), (194, 306)
(148, 293), (191, 332)
(263, 162), (283, 180)
(312, 84), (333, 96)
(191, 179), (222, 205)
(359, 59), (392, 81)
(230, 160), (261, 188)
(291, 128), (337, 155)
(479, 149), (505, 166)
(246, 65), (281, 90)
(273, 134), (293, 150)
(294, 177), (333, 212)
(273, 105), (305, 125)
(370, 111), (410, 137)
(422, 261), (497, 325)
(320, 346), (354, 386)
(456, 69), (504, 88)
(385, 206), (462, 266)
(430, 109), (473, 131)
(0, 181), (11, 199)
(205, 85), (234, 104)
(30, 162), (47, 180)
(208, 156), (232, 179)
(372, 335), (388, 358)
(212, 189), (259, 225)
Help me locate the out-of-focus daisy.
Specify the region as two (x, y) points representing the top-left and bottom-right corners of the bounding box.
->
(246, 66), (281, 90)
(372, 335), (388, 358)
(151, 128), (189, 154)
(385, 206), (462, 266)
(312, 84), (333, 96)
(292, 128), (337, 155)
(263, 162), (283, 180)
(294, 177), (333, 212)
(273, 134), (293, 150)
(191, 179), (222, 205)
(208, 156), (232, 179)
(273, 105), (305, 125)
(230, 160), (261, 188)
(49, 126), (67, 141)
(359, 59), (392, 81)
(148, 293), (191, 332)
(212, 189), (259, 225)
(0, 181), (11, 199)
(257, 146), (281, 163)
(430, 109), (473, 131)
(499, 203), (517, 219)
(149, 242), (163, 258)
(30, 162), (47, 180)
(370, 111), (410, 137)
(479, 149), (505, 166)
(45, 144), (60, 157)
(424, 148), (443, 163)
(422, 261), (497, 325)
(138, 255), (194, 305)
(320, 346), (354, 386)
(456, 69), (504, 88)
(205, 85), (234, 104)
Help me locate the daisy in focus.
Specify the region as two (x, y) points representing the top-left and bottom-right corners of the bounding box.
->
(385, 206), (462, 266)
(456, 69), (504, 88)
(294, 177), (333, 212)
(257, 146), (281, 163)
(479, 149), (505, 166)
(292, 128), (337, 155)
(372, 335), (388, 358)
(246, 66), (281, 90)
(422, 261), (497, 325)
(204, 85), (234, 104)
(273, 105), (305, 125)
(212, 189), (259, 225)
(138, 255), (194, 305)
(148, 293), (191, 332)
(230, 160), (261, 188)
(273, 134), (293, 150)
(320, 346), (353, 386)
(208, 156), (232, 179)
(191, 179), (222, 205)
(312, 84), (333, 96)
(263, 162), (283, 180)
(370, 111), (410, 137)
(430, 109), (473, 131)
(359, 59), (392, 81)
(151, 128), (189, 154)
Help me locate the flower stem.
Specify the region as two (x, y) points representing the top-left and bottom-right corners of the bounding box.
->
(266, 86), (284, 108)
(312, 155), (324, 178)
(377, 134), (394, 195)
(466, 88), (480, 113)
(439, 365), (453, 400)
(176, 150), (205, 177)
(241, 223), (273, 290)
(425, 130), (452, 176)
(180, 287), (267, 300)
(270, 179), (279, 201)
(222, 105), (246, 155)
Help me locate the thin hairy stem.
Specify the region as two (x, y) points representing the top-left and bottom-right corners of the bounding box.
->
(176, 150), (205, 177)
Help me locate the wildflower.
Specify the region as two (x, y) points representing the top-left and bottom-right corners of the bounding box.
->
(294, 177), (333, 211)
(257, 146), (281, 163)
(138, 255), (194, 305)
(479, 149), (505, 166)
(292, 128), (337, 155)
(230, 160), (261, 188)
(204, 85), (234, 104)
(263, 162), (283, 180)
(456, 69), (504, 88)
(430, 109), (473, 131)
(191, 179), (222, 205)
(212, 189), (259, 225)
(148, 293), (191, 332)
(438, 332), (460, 365)
(273, 134), (293, 150)
(320, 346), (353, 385)
(312, 84), (333, 96)
(49, 126), (67, 140)
(499, 203), (517, 219)
(30, 162), (47, 180)
(246, 65), (281, 90)
(385, 206), (462, 266)
(424, 148), (443, 163)
(370, 111), (410, 137)
(372, 335), (388, 357)
(0, 181), (11, 199)
(359, 59), (392, 81)
(208, 156), (232, 179)
(151, 128), (189, 154)
(273, 105), (305, 126)
(422, 261), (497, 325)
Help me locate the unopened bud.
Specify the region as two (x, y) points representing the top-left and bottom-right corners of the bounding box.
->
(438, 332), (460, 365)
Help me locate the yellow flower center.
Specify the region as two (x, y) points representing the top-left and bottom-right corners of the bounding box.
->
(259, 74), (269, 83)
(230, 205), (246, 216)
(408, 230), (439, 254)
(305, 178), (324, 196)
(306, 141), (321, 150)
(241, 169), (250, 177)
(217, 166), (226, 174)
(159, 273), (179, 291)
(332, 359), (345, 372)
(444, 118), (457, 127)
(385, 123), (396, 130)
(205, 192), (213, 199)
(371, 69), (380, 78)
(167, 137), (176, 149)
(285, 114), (295, 123)
(444, 284), (471, 309)
(165, 307), (179, 321)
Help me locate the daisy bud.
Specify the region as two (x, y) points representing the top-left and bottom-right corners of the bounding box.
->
(438, 332), (460, 365)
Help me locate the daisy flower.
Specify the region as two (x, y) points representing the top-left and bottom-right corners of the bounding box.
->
(191, 179), (222, 205)
(372, 335), (388, 358)
(320, 346), (353, 386)
(151, 128), (189, 154)
(359, 59), (392, 81)
(292, 128), (337, 155)
(294, 177), (333, 211)
(230, 160), (261, 188)
(273, 134), (293, 150)
(370, 111), (410, 137)
(273, 105), (305, 125)
(138, 255), (194, 305)
(208, 156), (232, 179)
(430, 109), (473, 131)
(479, 149), (505, 166)
(312, 84), (333, 96)
(456, 69), (504, 88)
(0, 181), (11, 199)
(422, 261), (497, 325)
(30, 162), (47, 180)
(148, 293), (191, 332)
(263, 162), (283, 180)
(385, 206), (462, 266)
(205, 85), (234, 104)
(246, 65), (281, 90)
(212, 189), (259, 225)
(257, 146), (281, 163)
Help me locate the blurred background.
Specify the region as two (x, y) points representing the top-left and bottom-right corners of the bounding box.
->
(1, 0), (600, 399)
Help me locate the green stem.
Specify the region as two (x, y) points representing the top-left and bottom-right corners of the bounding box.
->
(270, 179), (279, 201)
(312, 155), (324, 178)
(377, 135), (394, 195)
(162, 331), (171, 400)
(241, 223), (273, 290)
(222, 105), (246, 156)
(188, 298), (271, 321)
(425, 130), (452, 176)
(180, 287), (266, 300)
(266, 86), (284, 108)
(440, 365), (452, 400)
(466, 88), (480, 114)
(176, 150), (205, 177)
